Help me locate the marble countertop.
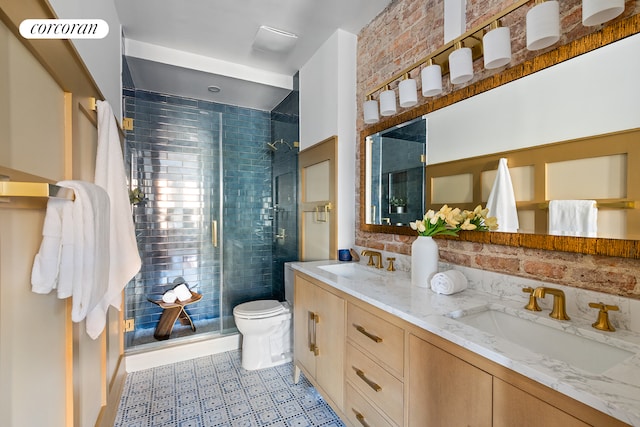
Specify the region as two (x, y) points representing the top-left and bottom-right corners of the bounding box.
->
(290, 260), (640, 426)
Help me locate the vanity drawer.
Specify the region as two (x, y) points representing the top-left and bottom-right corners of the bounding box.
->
(347, 302), (404, 376)
(346, 383), (396, 427)
(347, 343), (404, 426)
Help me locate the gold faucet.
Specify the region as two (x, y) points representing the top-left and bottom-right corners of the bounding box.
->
(361, 250), (384, 269)
(588, 302), (619, 332)
(522, 287), (542, 312)
(532, 287), (570, 320)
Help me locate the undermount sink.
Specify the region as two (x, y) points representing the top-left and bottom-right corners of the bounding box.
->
(448, 306), (635, 374)
(318, 263), (385, 280)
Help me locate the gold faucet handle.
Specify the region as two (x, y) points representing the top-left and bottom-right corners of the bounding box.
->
(386, 257), (396, 271)
(361, 250), (374, 266)
(522, 287), (542, 311)
(588, 302), (619, 332)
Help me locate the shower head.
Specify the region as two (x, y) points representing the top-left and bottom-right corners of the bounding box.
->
(267, 142), (279, 151)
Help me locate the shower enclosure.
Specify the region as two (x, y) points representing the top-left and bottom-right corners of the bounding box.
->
(123, 87), (298, 350)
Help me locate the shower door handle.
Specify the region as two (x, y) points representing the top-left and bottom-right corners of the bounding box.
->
(212, 220), (218, 247)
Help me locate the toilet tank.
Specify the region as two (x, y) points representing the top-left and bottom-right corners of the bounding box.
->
(284, 263), (294, 303)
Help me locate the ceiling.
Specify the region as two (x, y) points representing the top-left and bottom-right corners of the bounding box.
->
(115, 0), (391, 111)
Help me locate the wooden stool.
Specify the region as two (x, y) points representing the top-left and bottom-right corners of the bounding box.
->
(147, 291), (203, 340)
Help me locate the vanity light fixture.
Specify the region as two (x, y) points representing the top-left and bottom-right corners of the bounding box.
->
(421, 59), (442, 97)
(483, 21), (512, 69)
(398, 73), (418, 108)
(363, 95), (380, 124)
(526, 0), (560, 51)
(582, 0), (624, 26)
(379, 84), (397, 116)
(449, 41), (474, 85)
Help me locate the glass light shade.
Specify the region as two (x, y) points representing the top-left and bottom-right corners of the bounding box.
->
(421, 64), (442, 97)
(398, 78), (418, 108)
(379, 87), (397, 116)
(582, 0), (624, 26)
(483, 26), (512, 69)
(449, 46), (473, 85)
(363, 99), (379, 124)
(526, 1), (560, 51)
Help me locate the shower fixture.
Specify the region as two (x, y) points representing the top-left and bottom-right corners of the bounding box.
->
(267, 139), (293, 151)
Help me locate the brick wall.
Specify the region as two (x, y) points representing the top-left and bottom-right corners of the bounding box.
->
(355, 0), (640, 299)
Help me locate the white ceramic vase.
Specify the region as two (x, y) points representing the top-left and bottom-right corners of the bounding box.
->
(411, 236), (439, 288)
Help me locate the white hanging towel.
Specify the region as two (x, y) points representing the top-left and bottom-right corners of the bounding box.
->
(548, 200), (598, 237)
(486, 158), (519, 233)
(31, 181), (111, 329)
(89, 100), (142, 339)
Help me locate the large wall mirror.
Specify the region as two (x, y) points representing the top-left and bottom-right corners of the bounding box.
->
(360, 25), (640, 258)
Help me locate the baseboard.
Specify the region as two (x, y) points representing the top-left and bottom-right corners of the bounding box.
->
(125, 333), (241, 372)
(95, 354), (127, 427)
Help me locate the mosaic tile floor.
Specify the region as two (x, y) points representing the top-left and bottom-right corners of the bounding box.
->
(115, 350), (346, 427)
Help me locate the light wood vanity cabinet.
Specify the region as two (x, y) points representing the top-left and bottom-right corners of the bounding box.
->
(293, 273), (345, 412)
(293, 270), (630, 427)
(345, 302), (405, 426)
(493, 378), (589, 427)
(408, 334), (492, 426)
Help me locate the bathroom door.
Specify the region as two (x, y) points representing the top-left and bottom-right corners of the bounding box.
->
(298, 136), (337, 261)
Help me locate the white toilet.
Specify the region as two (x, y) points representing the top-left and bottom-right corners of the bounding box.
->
(233, 265), (294, 370)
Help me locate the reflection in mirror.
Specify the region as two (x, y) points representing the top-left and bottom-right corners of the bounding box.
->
(365, 116), (426, 226)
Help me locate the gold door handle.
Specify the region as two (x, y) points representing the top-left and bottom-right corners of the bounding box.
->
(353, 367), (382, 392)
(212, 220), (218, 247)
(354, 324), (383, 343)
(352, 409), (371, 427)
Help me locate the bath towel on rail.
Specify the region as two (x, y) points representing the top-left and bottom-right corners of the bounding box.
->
(31, 181), (110, 330)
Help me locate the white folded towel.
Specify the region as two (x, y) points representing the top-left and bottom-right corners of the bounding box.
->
(174, 284), (192, 302)
(31, 181), (111, 329)
(486, 158), (519, 233)
(88, 100), (142, 339)
(431, 270), (468, 295)
(162, 290), (177, 304)
(548, 200), (598, 237)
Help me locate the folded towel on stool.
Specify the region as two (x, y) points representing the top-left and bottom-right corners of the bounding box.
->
(162, 290), (177, 304)
(431, 270), (468, 295)
(174, 284), (192, 302)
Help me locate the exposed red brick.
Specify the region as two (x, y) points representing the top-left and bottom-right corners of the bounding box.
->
(474, 254), (520, 274)
(523, 261), (567, 280)
(439, 250), (472, 266)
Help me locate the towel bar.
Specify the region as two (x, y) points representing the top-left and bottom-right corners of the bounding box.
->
(0, 180), (75, 201)
(537, 201), (636, 210)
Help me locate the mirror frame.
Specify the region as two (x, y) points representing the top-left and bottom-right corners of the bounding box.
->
(359, 14), (640, 259)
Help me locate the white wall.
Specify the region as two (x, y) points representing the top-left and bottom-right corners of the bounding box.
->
(300, 29), (357, 249)
(427, 33), (640, 165)
(48, 0), (123, 120)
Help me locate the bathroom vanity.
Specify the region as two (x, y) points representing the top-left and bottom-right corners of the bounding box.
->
(291, 260), (640, 427)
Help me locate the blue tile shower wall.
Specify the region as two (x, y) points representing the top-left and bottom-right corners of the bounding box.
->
(123, 89), (274, 339)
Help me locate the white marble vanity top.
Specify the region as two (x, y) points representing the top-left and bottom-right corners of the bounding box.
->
(290, 259), (640, 426)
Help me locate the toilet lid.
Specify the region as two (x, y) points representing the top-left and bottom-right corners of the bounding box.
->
(233, 300), (285, 318)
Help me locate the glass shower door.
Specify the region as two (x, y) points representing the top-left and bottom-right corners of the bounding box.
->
(124, 109), (224, 349)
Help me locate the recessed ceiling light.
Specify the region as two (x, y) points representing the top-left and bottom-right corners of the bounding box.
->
(208, 85), (221, 93)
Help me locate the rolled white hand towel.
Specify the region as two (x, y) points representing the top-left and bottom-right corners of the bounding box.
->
(430, 270), (468, 295)
(174, 284), (192, 302)
(162, 290), (177, 304)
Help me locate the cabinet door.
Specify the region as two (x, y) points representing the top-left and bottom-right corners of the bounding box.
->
(294, 274), (318, 376)
(493, 378), (589, 427)
(408, 334), (492, 427)
(315, 283), (345, 411)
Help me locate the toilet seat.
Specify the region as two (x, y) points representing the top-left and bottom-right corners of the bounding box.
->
(233, 300), (287, 319)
